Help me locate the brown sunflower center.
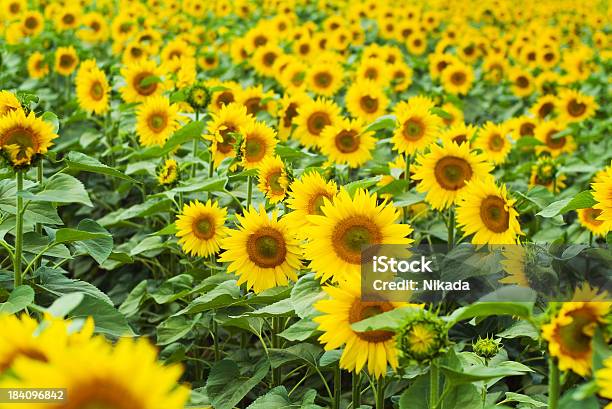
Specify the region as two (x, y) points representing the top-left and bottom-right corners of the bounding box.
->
(437, 61), (449, 72)
(479, 195), (510, 233)
(314, 72), (332, 88)
(299, 44), (310, 55)
(308, 192), (332, 215)
(519, 123), (535, 137)
(59, 54), (75, 68)
(516, 76), (529, 88)
(538, 102), (554, 118)
(63, 379), (142, 409)
(332, 216), (382, 264)
(282, 103), (299, 128)
(556, 308), (597, 356)
(244, 97), (262, 115)
(488, 133), (505, 151)
(130, 47), (143, 58)
(567, 99), (586, 117)
(216, 91), (234, 108)
(545, 130), (566, 149)
(244, 137), (266, 162)
(246, 227), (287, 268)
(25, 16), (38, 30)
(9, 2), (20, 13)
(364, 68), (378, 80)
(544, 52), (554, 62)
(133, 72), (158, 96)
(2, 127), (37, 150)
(348, 300), (395, 342)
(192, 215), (215, 240)
(90, 81), (104, 101)
(266, 170), (285, 195)
(334, 129), (360, 153)
(402, 118), (425, 141)
(434, 156), (473, 191)
(584, 208), (603, 226)
(147, 112), (168, 132)
(359, 95), (379, 113)
(217, 125), (237, 154)
(452, 134), (467, 144)
(254, 35), (267, 47)
(91, 21), (101, 32)
(306, 112), (331, 135)
(263, 52), (277, 67)
(450, 71), (466, 85)
(62, 13), (75, 25)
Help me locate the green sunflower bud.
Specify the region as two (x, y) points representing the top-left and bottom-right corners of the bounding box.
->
(188, 83), (211, 111)
(397, 310), (449, 364)
(472, 336), (501, 359)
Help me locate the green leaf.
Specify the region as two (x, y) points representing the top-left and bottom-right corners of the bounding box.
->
(399, 375), (482, 409)
(537, 191), (596, 217)
(157, 314), (201, 345)
(72, 219), (114, 265)
(36, 267), (112, 305)
(279, 319), (319, 341)
(46, 293), (85, 318)
(447, 302), (533, 325)
(515, 137), (543, 148)
(246, 386), (291, 409)
(130, 236), (164, 256)
(351, 306), (423, 332)
(430, 107), (452, 119)
(134, 120), (205, 159)
(139, 75), (162, 87)
(54, 228), (110, 244)
(559, 387), (599, 409)
(290, 273), (326, 319)
(275, 145), (317, 160)
(439, 361), (532, 385)
(23, 232), (71, 259)
(171, 176), (228, 193)
(177, 280), (241, 314)
(344, 176), (380, 197)
(118, 280), (148, 318)
(21, 173), (92, 207)
(500, 392), (547, 407)
(68, 294), (134, 337)
(206, 359), (270, 409)
(151, 223), (178, 236)
(41, 112), (59, 133)
(150, 274), (193, 304)
(364, 114), (397, 133)
(65, 152), (138, 183)
(0, 285), (34, 314)
(496, 320), (539, 340)
(241, 298), (294, 317)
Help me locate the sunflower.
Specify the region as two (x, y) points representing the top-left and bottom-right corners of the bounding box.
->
(277, 92), (311, 141)
(557, 89), (598, 124)
(474, 122), (512, 165)
(280, 59), (308, 91)
(54, 46), (79, 77)
(592, 163), (612, 227)
(314, 279), (414, 378)
(535, 121), (576, 158)
(257, 155), (288, 203)
(440, 102), (464, 127)
(578, 207), (611, 237)
(0, 91), (21, 117)
(542, 302), (611, 376)
(2, 0), (25, 20)
(428, 52), (456, 79)
(207, 102), (254, 167)
(0, 109), (58, 166)
(355, 57), (389, 86)
(207, 80), (240, 113)
(78, 12), (109, 43)
(406, 32), (427, 55)
(2, 336), (189, 409)
(54, 9), (81, 32)
(510, 115), (538, 140)
(157, 158), (179, 186)
(240, 121), (277, 169)
(508, 68), (535, 98)
(412, 142), (492, 210)
(345, 80), (389, 122)
(135, 96), (180, 147)
(320, 118), (375, 168)
(530, 94), (557, 121)
(237, 85), (277, 117)
(284, 171), (338, 232)
(306, 61), (344, 97)
(176, 200), (229, 258)
(304, 189), (413, 282)
(20, 11), (44, 37)
(455, 178), (522, 245)
(391, 103), (442, 155)
(441, 62), (474, 95)
(500, 245), (529, 287)
(75, 65), (110, 115)
(439, 123), (476, 146)
(294, 98), (341, 148)
(122, 42), (149, 66)
(252, 43), (283, 77)
(596, 357), (612, 407)
(389, 61), (413, 92)
(219, 206), (303, 293)
(119, 59), (166, 103)
(529, 157), (567, 193)
(27, 52), (49, 79)
(482, 54), (507, 83)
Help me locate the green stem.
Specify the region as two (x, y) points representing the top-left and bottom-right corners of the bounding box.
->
(352, 371), (361, 409)
(403, 153), (412, 223)
(447, 207), (455, 251)
(192, 111), (200, 178)
(430, 361), (439, 409)
(333, 366), (342, 409)
(376, 377), (385, 409)
(13, 171), (24, 288)
(246, 176), (253, 209)
(271, 317), (281, 387)
(548, 357), (560, 409)
(213, 312), (220, 361)
(35, 161), (43, 270)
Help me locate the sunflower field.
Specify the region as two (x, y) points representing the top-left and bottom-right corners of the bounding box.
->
(1, 0), (612, 408)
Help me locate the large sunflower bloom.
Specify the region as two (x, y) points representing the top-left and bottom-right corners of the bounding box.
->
(0, 109), (58, 166)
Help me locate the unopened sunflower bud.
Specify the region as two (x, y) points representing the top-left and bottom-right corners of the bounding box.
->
(188, 83), (211, 111)
(473, 336), (501, 359)
(397, 311), (449, 364)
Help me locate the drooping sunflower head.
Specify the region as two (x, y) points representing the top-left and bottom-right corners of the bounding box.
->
(157, 158), (179, 186)
(542, 301), (611, 376)
(135, 96), (180, 147)
(482, 54), (507, 83)
(412, 142), (493, 210)
(75, 64), (110, 115)
(176, 200), (229, 258)
(391, 103), (442, 155)
(119, 59), (166, 103)
(557, 88), (598, 124)
(0, 90), (21, 117)
(320, 117), (375, 168)
(294, 97), (341, 148)
(0, 109), (58, 167)
(314, 279), (414, 378)
(345, 79), (389, 122)
(456, 178), (523, 245)
(240, 121), (277, 169)
(257, 155), (289, 203)
(304, 188), (413, 282)
(474, 121), (512, 165)
(397, 310), (449, 365)
(54, 46), (79, 77)
(219, 206), (303, 293)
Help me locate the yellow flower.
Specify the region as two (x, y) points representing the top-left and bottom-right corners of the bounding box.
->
(314, 279), (415, 378)
(136, 96), (180, 148)
(20, 11), (44, 37)
(508, 67), (535, 98)
(176, 200), (229, 258)
(320, 117), (375, 168)
(456, 178), (523, 245)
(0, 90), (21, 117)
(285, 171), (338, 232)
(578, 207), (611, 237)
(207, 102), (254, 167)
(236, 85), (277, 117)
(157, 158), (179, 186)
(592, 163), (612, 228)
(345, 80), (389, 122)
(240, 121), (277, 169)
(556, 88), (598, 124)
(294, 98), (341, 148)
(355, 57), (389, 86)
(535, 121), (576, 158)
(0, 109), (58, 166)
(277, 91), (311, 141)
(542, 302), (611, 376)
(391, 103), (442, 155)
(252, 43), (283, 77)
(304, 189), (413, 282)
(119, 59), (166, 103)
(528, 157), (567, 193)
(441, 61), (474, 95)
(27, 52), (49, 79)
(530, 94), (557, 121)
(54, 46), (79, 76)
(306, 61), (344, 97)
(474, 122), (512, 165)
(219, 206), (303, 293)
(257, 155), (288, 203)
(412, 142), (492, 210)
(75, 64), (110, 115)
(439, 123), (476, 147)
